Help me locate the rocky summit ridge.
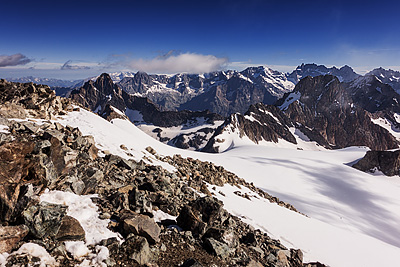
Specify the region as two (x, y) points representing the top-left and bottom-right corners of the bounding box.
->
(0, 80), (325, 266)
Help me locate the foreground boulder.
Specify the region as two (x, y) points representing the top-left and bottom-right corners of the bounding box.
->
(23, 202), (67, 239)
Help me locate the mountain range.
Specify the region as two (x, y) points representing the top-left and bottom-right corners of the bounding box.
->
(1, 73), (400, 266)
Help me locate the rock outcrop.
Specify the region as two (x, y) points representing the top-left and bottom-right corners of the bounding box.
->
(70, 73), (224, 128)
(353, 150), (400, 176)
(278, 75), (399, 150)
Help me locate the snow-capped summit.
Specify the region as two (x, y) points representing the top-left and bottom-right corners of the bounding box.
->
(367, 67), (400, 94)
(287, 63), (360, 84)
(107, 71), (136, 83)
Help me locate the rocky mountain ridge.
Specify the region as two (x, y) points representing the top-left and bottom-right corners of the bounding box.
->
(70, 73), (225, 151)
(119, 66), (295, 116)
(0, 79), (321, 266)
(203, 74), (400, 152)
(287, 63), (360, 84)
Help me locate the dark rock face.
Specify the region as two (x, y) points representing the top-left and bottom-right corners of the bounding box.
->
(70, 73), (126, 113)
(353, 150), (400, 176)
(347, 75), (400, 114)
(279, 75), (399, 150)
(203, 103), (298, 153)
(180, 67), (293, 117)
(70, 74), (224, 128)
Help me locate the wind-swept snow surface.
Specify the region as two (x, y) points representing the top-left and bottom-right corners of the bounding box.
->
(59, 109), (400, 266)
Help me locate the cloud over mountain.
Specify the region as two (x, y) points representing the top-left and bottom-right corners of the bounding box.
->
(61, 60), (91, 70)
(125, 52), (228, 74)
(0, 53), (31, 67)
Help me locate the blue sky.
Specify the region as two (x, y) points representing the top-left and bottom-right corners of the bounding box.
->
(1, 0), (400, 79)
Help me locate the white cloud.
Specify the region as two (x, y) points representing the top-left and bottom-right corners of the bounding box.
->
(125, 53), (228, 74)
(61, 60), (91, 70)
(227, 61), (297, 73)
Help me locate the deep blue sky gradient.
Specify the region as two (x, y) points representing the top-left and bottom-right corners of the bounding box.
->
(1, 0), (400, 78)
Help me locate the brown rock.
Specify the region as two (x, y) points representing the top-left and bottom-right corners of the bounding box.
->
(0, 225), (29, 253)
(246, 260), (263, 267)
(55, 215), (85, 241)
(121, 210), (160, 244)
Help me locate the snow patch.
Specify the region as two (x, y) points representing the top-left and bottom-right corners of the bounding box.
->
(152, 209), (177, 223)
(279, 91), (301, 110)
(371, 117), (400, 142)
(40, 190), (122, 246)
(4, 243), (57, 266)
(0, 124), (9, 133)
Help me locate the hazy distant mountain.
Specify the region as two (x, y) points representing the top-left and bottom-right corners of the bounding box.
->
(7, 76), (83, 88)
(287, 63), (360, 84)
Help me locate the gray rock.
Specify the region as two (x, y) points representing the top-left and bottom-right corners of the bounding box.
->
(23, 202), (67, 239)
(126, 236), (151, 265)
(204, 237), (234, 259)
(129, 188), (153, 214)
(71, 179), (85, 195)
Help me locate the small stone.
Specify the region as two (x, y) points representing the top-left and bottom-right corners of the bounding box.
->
(180, 258), (204, 267)
(246, 260), (263, 267)
(145, 146), (157, 155)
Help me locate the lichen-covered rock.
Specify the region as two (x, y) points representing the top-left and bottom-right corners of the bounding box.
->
(23, 202), (67, 239)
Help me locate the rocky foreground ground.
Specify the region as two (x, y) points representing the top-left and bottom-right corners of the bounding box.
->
(0, 79), (325, 266)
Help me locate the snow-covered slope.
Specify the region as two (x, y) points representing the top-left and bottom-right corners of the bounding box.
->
(57, 108), (400, 266)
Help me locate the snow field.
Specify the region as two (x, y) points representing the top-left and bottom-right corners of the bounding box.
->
(55, 108), (400, 266)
